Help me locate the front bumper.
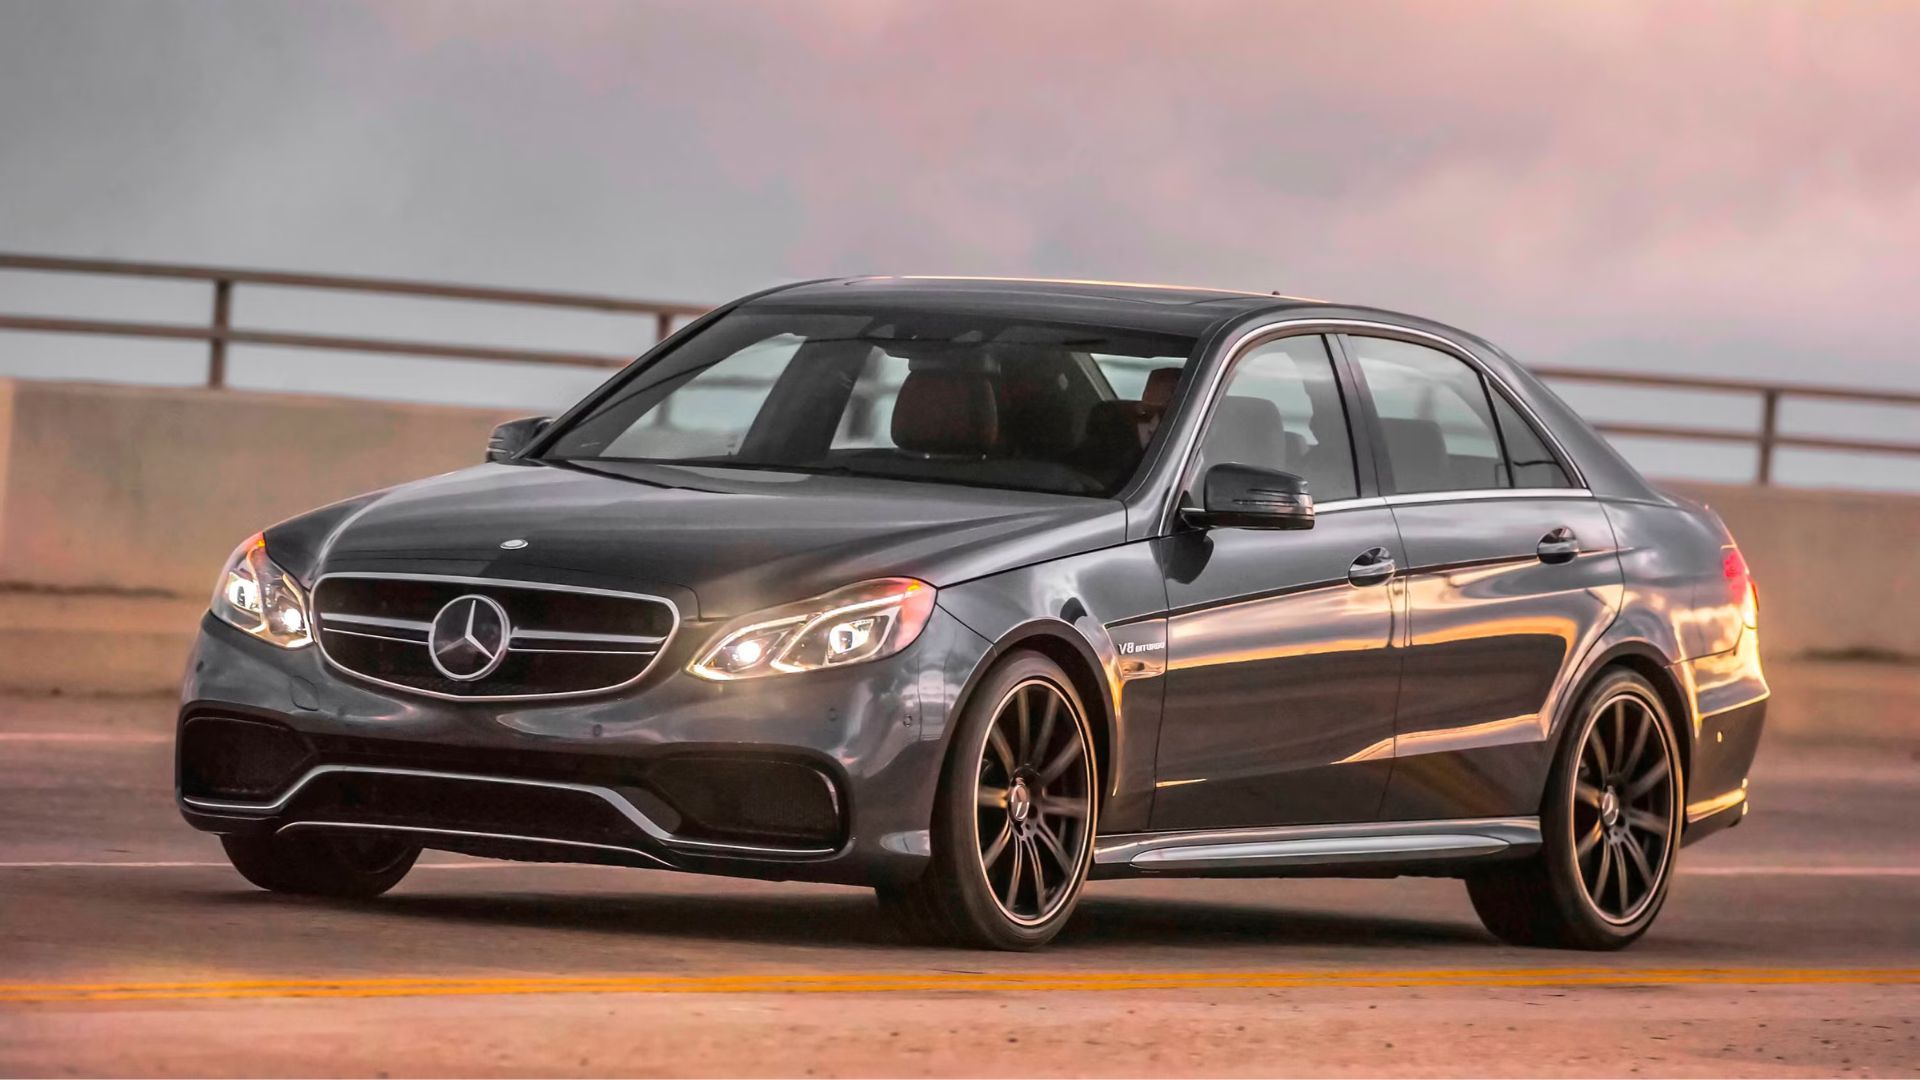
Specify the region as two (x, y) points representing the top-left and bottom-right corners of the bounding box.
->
(177, 607), (990, 886)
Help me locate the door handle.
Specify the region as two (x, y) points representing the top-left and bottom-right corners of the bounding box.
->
(1348, 547), (1396, 587)
(1537, 527), (1580, 565)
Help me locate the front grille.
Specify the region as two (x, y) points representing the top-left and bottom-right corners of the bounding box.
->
(311, 574), (678, 700)
(285, 771), (646, 848)
(298, 732), (845, 849)
(290, 731), (845, 851)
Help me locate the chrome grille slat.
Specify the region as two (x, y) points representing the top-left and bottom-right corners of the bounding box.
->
(506, 641), (656, 653)
(324, 626), (430, 645)
(311, 573), (679, 702)
(324, 612), (434, 632)
(510, 628), (667, 646)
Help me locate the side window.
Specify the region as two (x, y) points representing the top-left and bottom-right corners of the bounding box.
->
(1194, 335), (1358, 502)
(831, 349), (910, 450)
(1090, 355), (1167, 400)
(1349, 337), (1507, 494)
(1490, 390), (1574, 489)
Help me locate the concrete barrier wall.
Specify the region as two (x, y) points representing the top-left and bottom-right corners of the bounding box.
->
(0, 378), (520, 599)
(0, 377), (1913, 692)
(1661, 481), (1920, 661)
(0, 379), (519, 692)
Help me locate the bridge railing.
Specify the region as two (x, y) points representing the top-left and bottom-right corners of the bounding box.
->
(4, 252), (1917, 486)
(1523, 366), (1920, 486)
(0, 252), (705, 384)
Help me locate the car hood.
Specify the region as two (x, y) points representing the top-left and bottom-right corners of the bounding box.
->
(267, 461), (1126, 619)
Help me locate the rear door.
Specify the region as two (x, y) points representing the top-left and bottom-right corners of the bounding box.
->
(1150, 333), (1405, 830)
(1343, 334), (1623, 822)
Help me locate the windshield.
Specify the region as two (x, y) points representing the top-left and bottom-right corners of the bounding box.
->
(540, 307), (1198, 497)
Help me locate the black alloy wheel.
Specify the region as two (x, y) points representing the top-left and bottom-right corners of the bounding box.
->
(1571, 688), (1677, 923)
(974, 677), (1095, 926)
(1466, 668), (1683, 950)
(878, 652), (1097, 949)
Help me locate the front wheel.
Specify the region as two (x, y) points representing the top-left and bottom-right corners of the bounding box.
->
(878, 652), (1098, 950)
(1467, 668), (1683, 950)
(221, 830), (419, 899)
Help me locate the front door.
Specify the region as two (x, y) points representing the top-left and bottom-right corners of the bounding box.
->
(1150, 334), (1405, 831)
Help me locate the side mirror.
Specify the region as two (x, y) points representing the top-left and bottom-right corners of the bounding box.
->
(1183, 464), (1315, 530)
(486, 416), (552, 463)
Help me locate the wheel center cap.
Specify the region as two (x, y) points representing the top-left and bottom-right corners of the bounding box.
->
(1600, 788), (1621, 827)
(1009, 781), (1033, 823)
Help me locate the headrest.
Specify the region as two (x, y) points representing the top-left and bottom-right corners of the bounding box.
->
(1084, 399), (1159, 450)
(1378, 418), (1448, 491)
(892, 370), (998, 456)
(1198, 395), (1287, 471)
(1141, 367), (1182, 410)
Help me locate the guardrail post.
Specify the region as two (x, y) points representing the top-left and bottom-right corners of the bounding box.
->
(655, 312), (674, 344)
(1757, 389), (1780, 485)
(207, 278), (232, 389)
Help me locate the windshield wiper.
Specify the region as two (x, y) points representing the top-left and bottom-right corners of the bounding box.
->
(681, 460), (863, 478)
(571, 457), (865, 479)
(540, 457), (691, 490)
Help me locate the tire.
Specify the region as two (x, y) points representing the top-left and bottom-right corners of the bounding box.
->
(878, 652), (1099, 950)
(221, 831), (420, 899)
(1467, 668), (1684, 950)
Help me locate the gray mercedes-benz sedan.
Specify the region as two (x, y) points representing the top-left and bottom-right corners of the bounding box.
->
(178, 277), (1767, 950)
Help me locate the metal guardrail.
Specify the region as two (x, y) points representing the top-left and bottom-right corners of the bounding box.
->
(0, 253), (708, 383)
(1528, 366), (1920, 485)
(3, 252), (1918, 486)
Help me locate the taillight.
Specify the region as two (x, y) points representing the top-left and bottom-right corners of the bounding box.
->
(1724, 546), (1758, 630)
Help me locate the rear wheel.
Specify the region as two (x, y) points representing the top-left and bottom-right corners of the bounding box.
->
(221, 830), (419, 899)
(878, 652), (1097, 949)
(1467, 668), (1682, 949)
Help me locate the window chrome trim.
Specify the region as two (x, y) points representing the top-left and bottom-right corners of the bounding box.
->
(311, 572), (681, 703)
(185, 764), (838, 858)
(1307, 496), (1386, 515)
(1157, 317), (1591, 534)
(1383, 488), (1594, 507)
(1218, 491), (1590, 532)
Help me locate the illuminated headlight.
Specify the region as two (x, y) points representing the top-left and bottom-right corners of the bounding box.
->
(690, 578), (936, 681)
(210, 533), (312, 649)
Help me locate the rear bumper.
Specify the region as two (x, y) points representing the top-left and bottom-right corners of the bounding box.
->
(177, 607), (991, 885)
(1681, 693), (1766, 848)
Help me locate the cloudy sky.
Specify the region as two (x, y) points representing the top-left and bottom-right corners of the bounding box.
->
(2, 1), (1916, 484)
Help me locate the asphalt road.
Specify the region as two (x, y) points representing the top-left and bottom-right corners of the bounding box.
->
(1, 688), (1916, 1077)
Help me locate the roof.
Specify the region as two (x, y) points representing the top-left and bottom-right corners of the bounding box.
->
(744, 275), (1325, 338)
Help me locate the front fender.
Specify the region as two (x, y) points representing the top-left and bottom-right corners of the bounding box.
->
(933, 540), (1168, 831)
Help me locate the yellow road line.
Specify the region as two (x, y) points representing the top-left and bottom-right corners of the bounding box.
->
(3, 967), (1917, 1004)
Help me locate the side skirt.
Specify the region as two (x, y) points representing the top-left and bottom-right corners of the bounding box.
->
(1091, 817), (1541, 878)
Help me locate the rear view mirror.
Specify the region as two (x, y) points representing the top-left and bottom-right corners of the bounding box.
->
(486, 416), (552, 463)
(1184, 464), (1315, 530)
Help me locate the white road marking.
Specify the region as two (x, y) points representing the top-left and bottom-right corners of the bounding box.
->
(0, 861), (229, 868)
(1683, 865), (1920, 877)
(0, 861), (1912, 876)
(0, 732), (172, 743)
(0, 860), (511, 869)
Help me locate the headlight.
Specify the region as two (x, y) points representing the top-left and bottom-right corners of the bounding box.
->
(690, 578), (936, 681)
(210, 533), (312, 649)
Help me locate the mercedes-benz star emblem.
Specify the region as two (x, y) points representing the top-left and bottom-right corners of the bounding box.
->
(428, 594), (512, 682)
